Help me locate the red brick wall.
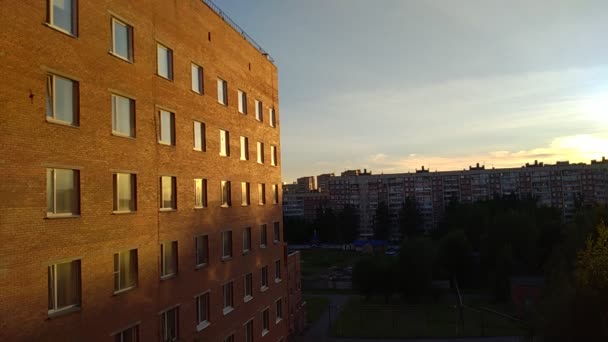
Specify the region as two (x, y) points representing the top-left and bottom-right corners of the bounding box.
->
(286, 251), (306, 336)
(0, 0), (286, 341)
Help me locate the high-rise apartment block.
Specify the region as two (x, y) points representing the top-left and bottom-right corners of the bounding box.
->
(0, 1), (301, 341)
(286, 159), (608, 239)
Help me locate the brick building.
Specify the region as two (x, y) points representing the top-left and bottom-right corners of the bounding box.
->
(0, 1), (297, 341)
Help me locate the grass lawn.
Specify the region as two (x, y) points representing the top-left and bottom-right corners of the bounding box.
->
(304, 296), (330, 325)
(332, 297), (526, 338)
(300, 249), (362, 278)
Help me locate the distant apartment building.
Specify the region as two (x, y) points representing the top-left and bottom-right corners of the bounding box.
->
(297, 159), (608, 240)
(316, 173), (335, 192)
(0, 1), (302, 341)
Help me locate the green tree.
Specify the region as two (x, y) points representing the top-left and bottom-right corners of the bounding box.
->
(398, 237), (435, 301)
(338, 204), (359, 243)
(374, 201), (391, 240)
(438, 230), (472, 287)
(283, 216), (313, 244)
(352, 257), (377, 300)
(399, 197), (423, 239)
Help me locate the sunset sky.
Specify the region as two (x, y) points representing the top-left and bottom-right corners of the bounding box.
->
(213, 0), (608, 182)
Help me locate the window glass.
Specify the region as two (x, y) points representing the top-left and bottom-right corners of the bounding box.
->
(112, 19), (131, 59)
(51, 0), (74, 34)
(112, 95), (134, 137)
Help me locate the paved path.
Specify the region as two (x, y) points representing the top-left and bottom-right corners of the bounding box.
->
(297, 294), (522, 342)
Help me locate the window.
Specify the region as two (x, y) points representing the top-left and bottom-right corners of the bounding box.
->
(194, 179), (207, 208)
(196, 292), (210, 331)
(244, 273), (253, 301)
(47, 0), (77, 35)
(193, 121), (206, 151)
(114, 249), (138, 292)
(224, 334), (234, 342)
(269, 108), (276, 127)
(243, 227), (252, 253)
(112, 94), (135, 137)
(46, 74), (79, 125)
(273, 222), (280, 243)
(257, 142), (264, 164)
(255, 100), (263, 122)
(238, 90), (247, 114)
(245, 320), (254, 342)
(257, 184), (266, 205)
(272, 184), (279, 204)
(240, 136), (249, 160)
(191, 63), (203, 94)
(222, 230), (233, 259)
(48, 259), (81, 315)
(195, 235), (209, 267)
(275, 299), (283, 322)
(47, 168), (79, 216)
(220, 129), (230, 157)
(260, 224), (267, 248)
(111, 18), (133, 61)
(113, 173), (136, 212)
(160, 307), (179, 342)
(217, 78), (228, 105)
(156, 43), (173, 80)
(223, 282), (234, 314)
(221, 181), (231, 207)
(261, 266), (268, 290)
(160, 241), (178, 278)
(158, 110), (175, 145)
(274, 260), (281, 282)
(241, 182), (250, 206)
(271, 145), (278, 166)
(114, 324), (139, 342)
(160, 176), (176, 210)
(262, 308), (270, 335)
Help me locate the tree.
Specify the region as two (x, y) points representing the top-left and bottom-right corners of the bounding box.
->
(352, 257), (377, 300)
(438, 230), (472, 287)
(374, 201), (391, 240)
(283, 216), (313, 244)
(398, 237), (435, 301)
(338, 204), (359, 243)
(315, 207), (338, 243)
(399, 197), (423, 239)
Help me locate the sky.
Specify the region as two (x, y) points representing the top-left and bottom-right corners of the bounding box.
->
(211, 0), (608, 182)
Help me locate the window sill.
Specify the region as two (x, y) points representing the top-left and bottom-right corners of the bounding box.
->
(221, 256), (232, 262)
(155, 73), (174, 82)
(112, 210), (135, 215)
(46, 213), (80, 219)
(196, 321), (210, 332)
(222, 307), (234, 316)
(113, 286), (136, 296)
(43, 22), (77, 38)
(217, 101), (227, 106)
(275, 278), (282, 284)
(195, 263), (208, 270)
(46, 118), (79, 128)
(273, 240), (280, 244)
(241, 204), (250, 207)
(193, 147), (203, 152)
(159, 208), (176, 212)
(157, 141), (175, 147)
(262, 329), (269, 336)
(111, 132), (135, 139)
(260, 286), (268, 292)
(220, 205), (231, 208)
(108, 51), (133, 64)
(160, 274), (176, 281)
(260, 245), (267, 249)
(48, 305), (80, 319)
(244, 295), (253, 303)
(243, 250), (250, 255)
(275, 318), (282, 324)
(240, 158), (249, 161)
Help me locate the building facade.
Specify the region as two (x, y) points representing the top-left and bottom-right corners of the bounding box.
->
(0, 1), (295, 341)
(287, 160), (608, 240)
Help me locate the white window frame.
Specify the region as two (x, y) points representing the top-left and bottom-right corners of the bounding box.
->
(262, 308), (270, 336)
(275, 299), (283, 323)
(47, 168), (80, 217)
(193, 121), (205, 151)
(220, 129), (230, 157)
(160, 176), (176, 210)
(195, 291), (210, 331)
(195, 235), (209, 268)
(258, 184), (266, 205)
(191, 63), (204, 94)
(113, 249), (138, 293)
(244, 319), (254, 342)
(244, 273), (253, 302)
(257, 142), (264, 164)
(271, 145), (277, 166)
(111, 17), (133, 62)
(158, 110), (175, 145)
(156, 43), (173, 80)
(273, 222), (280, 243)
(222, 230), (233, 259)
(240, 136), (249, 161)
(194, 178), (207, 209)
(221, 180), (231, 207)
(160, 241), (178, 279)
(46, 74), (79, 126)
(261, 265), (268, 291)
(223, 282), (234, 315)
(217, 78), (228, 105)
(47, 0), (78, 36)
(241, 182), (250, 206)
(269, 107), (276, 127)
(160, 306), (179, 342)
(111, 94), (135, 137)
(48, 259), (81, 316)
(113, 172), (136, 213)
(112, 323), (140, 342)
(274, 259), (282, 283)
(255, 99), (263, 121)
(260, 224), (267, 248)
(238, 90), (247, 114)
(272, 184), (279, 204)
(243, 227), (252, 254)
